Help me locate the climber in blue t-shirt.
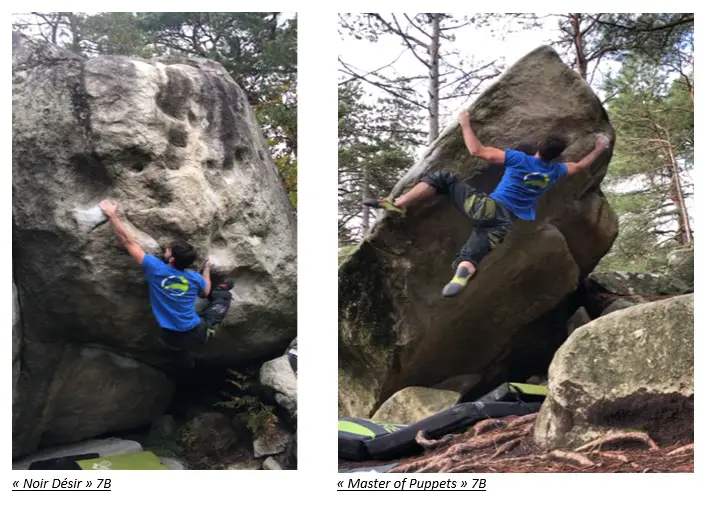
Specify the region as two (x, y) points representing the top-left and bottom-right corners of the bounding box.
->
(98, 199), (234, 370)
(364, 110), (611, 297)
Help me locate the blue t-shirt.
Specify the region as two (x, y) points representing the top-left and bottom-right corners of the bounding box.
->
(141, 254), (207, 332)
(489, 149), (569, 221)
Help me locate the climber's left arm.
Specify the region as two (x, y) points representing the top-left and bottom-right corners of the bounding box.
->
(565, 135), (611, 176)
(459, 111), (506, 165)
(99, 199), (145, 265)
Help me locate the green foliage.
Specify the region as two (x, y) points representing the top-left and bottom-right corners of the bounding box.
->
(214, 369), (278, 438)
(598, 48), (693, 272)
(338, 82), (421, 242)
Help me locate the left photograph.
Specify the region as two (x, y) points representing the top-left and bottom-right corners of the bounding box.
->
(12, 12), (298, 470)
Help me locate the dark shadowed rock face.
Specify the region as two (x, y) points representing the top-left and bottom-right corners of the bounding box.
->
(339, 46), (618, 417)
(12, 35), (296, 458)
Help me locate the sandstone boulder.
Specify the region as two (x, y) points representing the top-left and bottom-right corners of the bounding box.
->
(12, 35), (296, 457)
(371, 387), (460, 425)
(339, 46), (617, 417)
(260, 353), (297, 422)
(534, 294), (693, 450)
(667, 247), (694, 287)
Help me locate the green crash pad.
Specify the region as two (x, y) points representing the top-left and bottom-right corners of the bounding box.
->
(477, 382), (547, 403)
(76, 451), (169, 470)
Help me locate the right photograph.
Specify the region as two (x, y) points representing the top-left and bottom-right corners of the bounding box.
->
(338, 13), (694, 473)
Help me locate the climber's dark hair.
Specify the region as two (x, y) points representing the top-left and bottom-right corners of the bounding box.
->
(170, 240), (197, 270)
(514, 142), (539, 156)
(539, 134), (568, 162)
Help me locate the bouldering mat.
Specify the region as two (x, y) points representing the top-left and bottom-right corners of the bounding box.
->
(338, 418), (406, 461)
(76, 451), (169, 470)
(476, 382), (547, 404)
(29, 453), (99, 470)
(364, 401), (541, 460)
(339, 463), (399, 473)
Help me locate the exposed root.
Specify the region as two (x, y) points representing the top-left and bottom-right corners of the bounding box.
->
(666, 443), (693, 456)
(598, 452), (629, 463)
(546, 450), (595, 468)
(344, 413), (692, 475)
(576, 430), (659, 452)
(473, 418), (508, 435)
(488, 438), (521, 460)
(415, 430), (454, 450)
(505, 413), (539, 429)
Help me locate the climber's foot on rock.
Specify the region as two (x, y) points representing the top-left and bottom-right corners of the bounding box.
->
(216, 279), (234, 291)
(362, 198), (406, 216)
(442, 263), (475, 297)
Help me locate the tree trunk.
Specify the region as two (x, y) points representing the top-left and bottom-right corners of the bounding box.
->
(665, 143), (692, 245)
(428, 14), (440, 143)
(570, 13), (588, 79)
(690, 53), (694, 109)
(361, 166), (370, 235)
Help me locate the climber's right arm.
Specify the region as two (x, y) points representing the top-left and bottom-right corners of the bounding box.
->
(459, 111), (505, 165)
(99, 199), (145, 265)
(565, 135), (611, 176)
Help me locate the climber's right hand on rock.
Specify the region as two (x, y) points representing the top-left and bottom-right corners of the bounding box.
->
(98, 199), (118, 218)
(459, 110), (471, 125)
(595, 134), (610, 151)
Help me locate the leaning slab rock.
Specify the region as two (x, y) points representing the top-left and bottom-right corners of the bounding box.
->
(339, 45), (617, 417)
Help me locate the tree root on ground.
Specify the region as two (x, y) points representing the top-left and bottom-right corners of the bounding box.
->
(576, 430), (659, 452)
(666, 443), (693, 456)
(383, 413), (692, 474)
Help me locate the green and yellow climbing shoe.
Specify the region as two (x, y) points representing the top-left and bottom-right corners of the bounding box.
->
(362, 198), (406, 216)
(442, 265), (474, 297)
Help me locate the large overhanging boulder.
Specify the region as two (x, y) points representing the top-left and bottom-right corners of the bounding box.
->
(339, 46), (618, 417)
(12, 34), (296, 457)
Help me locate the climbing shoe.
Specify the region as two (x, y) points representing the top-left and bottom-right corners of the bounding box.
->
(441, 265), (475, 297)
(362, 198), (406, 216)
(217, 279), (235, 291)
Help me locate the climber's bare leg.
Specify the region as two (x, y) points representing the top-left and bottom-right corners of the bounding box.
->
(363, 182), (438, 216)
(394, 182), (437, 208)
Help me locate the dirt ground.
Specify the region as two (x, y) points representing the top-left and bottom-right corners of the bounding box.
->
(339, 413), (693, 473)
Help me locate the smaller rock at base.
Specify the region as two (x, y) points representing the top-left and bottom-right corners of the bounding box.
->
(160, 457), (187, 470)
(567, 306), (591, 335)
(150, 415), (177, 438)
(253, 426), (293, 458)
(372, 387), (461, 425)
(600, 299), (635, 317)
(262, 457), (283, 470)
(525, 375), (547, 386)
(433, 374), (481, 395)
(227, 460), (263, 470)
(187, 412), (238, 457)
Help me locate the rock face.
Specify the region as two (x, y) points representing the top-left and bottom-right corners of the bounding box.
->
(587, 271), (690, 298)
(260, 352), (297, 422)
(339, 46), (617, 417)
(186, 412), (239, 458)
(667, 247), (694, 287)
(12, 282), (22, 434)
(371, 387), (460, 425)
(534, 294), (694, 450)
(12, 35), (296, 457)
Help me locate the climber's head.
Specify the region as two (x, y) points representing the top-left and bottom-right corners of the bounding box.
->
(514, 142), (539, 156)
(163, 240), (197, 270)
(538, 134), (568, 162)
